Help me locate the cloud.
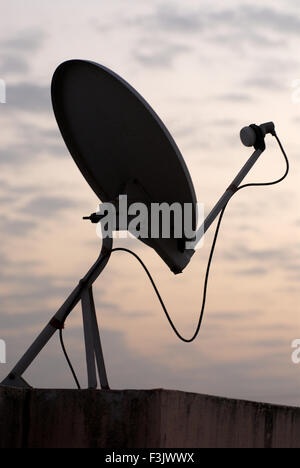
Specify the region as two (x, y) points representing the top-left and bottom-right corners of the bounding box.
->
(216, 93), (253, 103)
(0, 29), (47, 78)
(0, 216), (37, 237)
(209, 309), (262, 321)
(224, 244), (300, 282)
(0, 55), (29, 75)
(243, 77), (284, 91)
(0, 29), (47, 53)
(209, 118), (237, 127)
(0, 120), (66, 166)
(0, 178), (47, 196)
(23, 196), (76, 217)
(0, 141), (64, 166)
(0, 311), (47, 331)
(225, 245), (293, 263)
(127, 5), (203, 33)
(0, 252), (118, 323)
(0, 274), (71, 305)
(7, 82), (50, 112)
(211, 30), (286, 49)
(129, 4), (300, 55)
(134, 41), (190, 67)
(239, 4), (300, 34)
(0, 195), (17, 204)
(0, 258), (70, 319)
(0, 144), (42, 165)
(253, 338), (291, 349)
(235, 266), (268, 276)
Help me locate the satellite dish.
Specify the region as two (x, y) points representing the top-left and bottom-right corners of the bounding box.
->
(51, 59), (197, 274)
(0, 59), (288, 391)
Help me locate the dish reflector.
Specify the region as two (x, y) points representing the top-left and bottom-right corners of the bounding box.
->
(51, 60), (197, 273)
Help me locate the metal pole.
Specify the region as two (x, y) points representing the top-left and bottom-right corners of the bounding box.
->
(81, 287), (98, 389)
(1, 235), (113, 388)
(190, 148), (264, 248)
(89, 286), (109, 389)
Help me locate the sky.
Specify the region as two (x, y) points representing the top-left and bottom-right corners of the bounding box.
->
(0, 0), (300, 406)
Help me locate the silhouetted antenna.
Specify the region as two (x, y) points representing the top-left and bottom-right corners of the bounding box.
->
(0, 60), (288, 390)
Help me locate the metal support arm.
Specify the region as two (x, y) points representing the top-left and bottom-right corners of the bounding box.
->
(1, 235), (113, 389)
(191, 147), (264, 248)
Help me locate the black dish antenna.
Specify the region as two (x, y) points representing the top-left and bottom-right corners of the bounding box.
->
(1, 60), (289, 390)
(52, 60), (197, 274)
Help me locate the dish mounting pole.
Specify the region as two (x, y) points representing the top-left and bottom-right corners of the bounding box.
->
(190, 146), (265, 249)
(0, 232), (113, 390)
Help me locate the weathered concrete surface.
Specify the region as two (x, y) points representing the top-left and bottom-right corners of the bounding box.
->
(0, 387), (299, 448)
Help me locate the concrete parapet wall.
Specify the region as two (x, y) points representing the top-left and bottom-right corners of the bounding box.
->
(0, 387), (299, 448)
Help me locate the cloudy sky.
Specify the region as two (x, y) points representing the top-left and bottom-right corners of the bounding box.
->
(0, 0), (299, 406)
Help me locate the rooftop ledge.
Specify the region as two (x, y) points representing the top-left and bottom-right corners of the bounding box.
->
(0, 387), (299, 448)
